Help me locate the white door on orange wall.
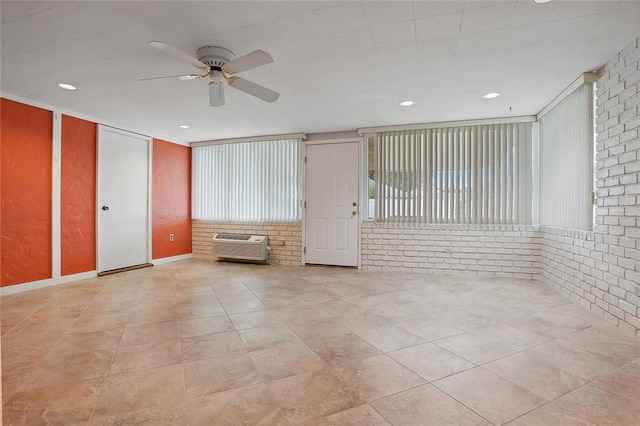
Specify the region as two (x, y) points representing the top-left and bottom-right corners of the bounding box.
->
(97, 125), (151, 273)
(305, 141), (359, 267)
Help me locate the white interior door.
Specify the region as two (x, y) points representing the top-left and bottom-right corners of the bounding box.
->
(97, 126), (150, 273)
(305, 142), (359, 266)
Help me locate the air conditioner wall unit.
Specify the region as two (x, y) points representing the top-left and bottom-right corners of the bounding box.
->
(212, 234), (268, 262)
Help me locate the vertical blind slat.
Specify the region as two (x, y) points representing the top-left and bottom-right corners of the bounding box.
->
(515, 124), (520, 223)
(506, 126), (512, 224)
(424, 130), (430, 222)
(465, 129), (471, 222)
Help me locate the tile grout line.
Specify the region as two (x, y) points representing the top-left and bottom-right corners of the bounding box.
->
(6, 290), (105, 399)
(84, 283), (134, 424)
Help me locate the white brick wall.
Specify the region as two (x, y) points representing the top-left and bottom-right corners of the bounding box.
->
(361, 223), (542, 279)
(540, 37), (640, 336)
(192, 221), (302, 265)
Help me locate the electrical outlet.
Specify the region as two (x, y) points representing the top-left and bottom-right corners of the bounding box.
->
(169, 234), (174, 242)
(635, 285), (640, 297)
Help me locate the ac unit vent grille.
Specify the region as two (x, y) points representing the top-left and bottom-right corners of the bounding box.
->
(216, 234), (252, 241)
(213, 234), (268, 262)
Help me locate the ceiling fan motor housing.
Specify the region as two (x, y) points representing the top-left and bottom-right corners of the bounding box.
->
(197, 46), (235, 69)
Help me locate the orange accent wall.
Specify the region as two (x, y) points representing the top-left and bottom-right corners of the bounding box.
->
(61, 115), (96, 275)
(152, 139), (191, 259)
(1, 98), (53, 286)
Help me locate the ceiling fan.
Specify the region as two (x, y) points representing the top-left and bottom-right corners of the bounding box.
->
(143, 41), (279, 107)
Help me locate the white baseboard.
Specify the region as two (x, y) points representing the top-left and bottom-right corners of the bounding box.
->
(1, 254), (194, 296)
(1, 271), (98, 296)
(151, 253), (193, 265)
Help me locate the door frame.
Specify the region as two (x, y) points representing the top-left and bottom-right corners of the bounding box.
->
(96, 125), (153, 273)
(302, 137), (363, 268)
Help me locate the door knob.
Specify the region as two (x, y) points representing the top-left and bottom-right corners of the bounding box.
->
(102, 205), (109, 211)
(352, 210), (358, 215)
(352, 202), (357, 206)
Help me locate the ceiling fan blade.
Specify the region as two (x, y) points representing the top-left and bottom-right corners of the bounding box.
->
(227, 77), (279, 103)
(149, 41), (208, 69)
(140, 74), (202, 82)
(223, 50), (273, 74)
(209, 81), (225, 107)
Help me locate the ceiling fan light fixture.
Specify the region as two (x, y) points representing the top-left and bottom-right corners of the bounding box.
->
(483, 92), (501, 99)
(209, 69), (223, 82)
(399, 100), (415, 106)
(58, 83), (77, 91)
(178, 125), (190, 129)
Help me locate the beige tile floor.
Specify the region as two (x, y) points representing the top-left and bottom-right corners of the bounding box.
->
(2, 260), (639, 425)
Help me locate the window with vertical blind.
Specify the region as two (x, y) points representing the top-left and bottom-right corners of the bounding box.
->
(367, 122), (533, 224)
(192, 139), (300, 222)
(538, 82), (594, 231)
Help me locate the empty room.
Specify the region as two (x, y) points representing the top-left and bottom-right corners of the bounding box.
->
(1, 0), (640, 424)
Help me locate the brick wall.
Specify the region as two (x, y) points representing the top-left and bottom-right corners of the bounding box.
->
(539, 228), (599, 306)
(361, 223), (542, 279)
(192, 221), (302, 265)
(540, 37), (640, 335)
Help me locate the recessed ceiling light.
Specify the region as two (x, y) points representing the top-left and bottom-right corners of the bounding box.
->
(57, 83), (77, 91)
(399, 100), (415, 106)
(483, 92), (501, 99)
(533, 0), (552, 3)
(178, 125), (190, 129)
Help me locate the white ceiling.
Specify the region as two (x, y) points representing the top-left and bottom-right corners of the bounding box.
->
(2, 1), (639, 144)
